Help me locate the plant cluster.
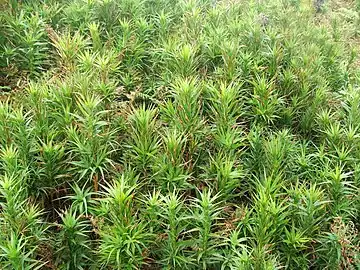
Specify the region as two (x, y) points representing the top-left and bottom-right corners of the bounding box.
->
(0, 0), (360, 269)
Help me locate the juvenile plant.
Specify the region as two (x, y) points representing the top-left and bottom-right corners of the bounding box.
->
(126, 106), (159, 175)
(2, 11), (48, 77)
(67, 93), (116, 191)
(98, 174), (153, 269)
(162, 78), (206, 171)
(55, 210), (91, 270)
(158, 191), (192, 268)
(189, 189), (223, 268)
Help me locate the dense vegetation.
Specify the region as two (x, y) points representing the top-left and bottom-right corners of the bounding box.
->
(1, 0), (360, 269)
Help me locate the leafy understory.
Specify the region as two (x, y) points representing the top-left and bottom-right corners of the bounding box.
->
(0, 0), (360, 269)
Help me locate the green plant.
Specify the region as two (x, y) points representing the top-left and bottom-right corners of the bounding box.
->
(250, 173), (288, 268)
(0, 232), (44, 270)
(98, 174), (153, 269)
(202, 153), (242, 201)
(55, 210), (91, 269)
(67, 93), (116, 191)
(50, 30), (88, 71)
(190, 189), (223, 268)
(125, 105), (160, 175)
(162, 78), (206, 172)
(158, 191), (193, 268)
(2, 11), (49, 78)
(65, 184), (96, 216)
(248, 75), (282, 125)
(221, 230), (251, 270)
(35, 139), (65, 194)
(152, 129), (189, 191)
